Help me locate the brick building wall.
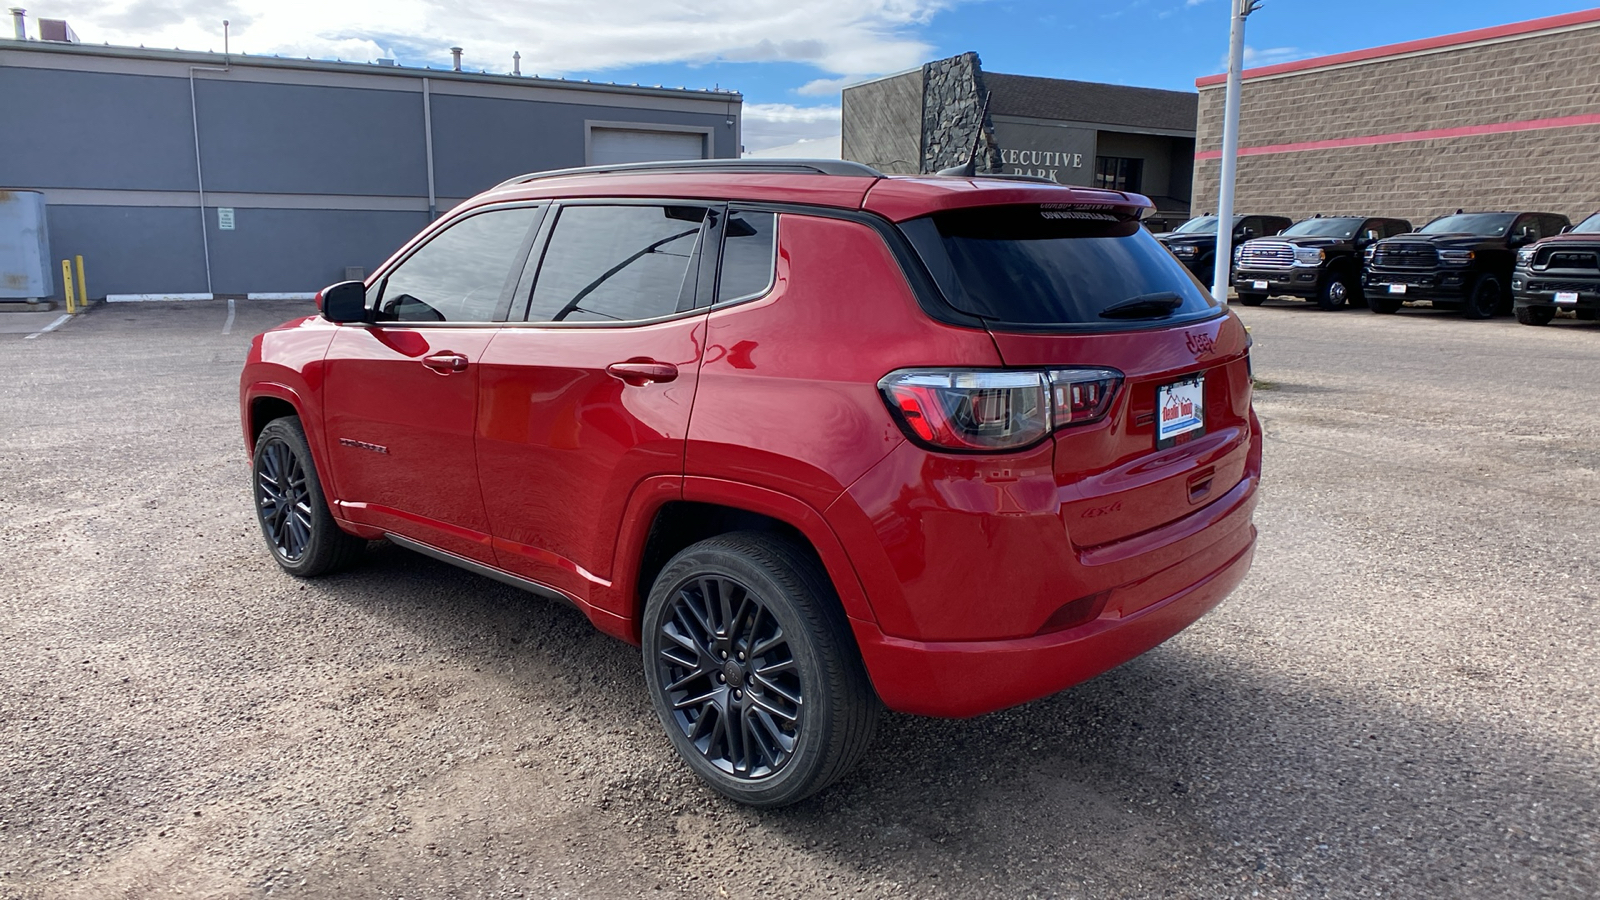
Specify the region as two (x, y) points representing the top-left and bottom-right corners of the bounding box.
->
(1193, 12), (1600, 225)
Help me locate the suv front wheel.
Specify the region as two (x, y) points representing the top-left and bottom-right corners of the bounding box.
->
(252, 416), (366, 577)
(641, 532), (880, 808)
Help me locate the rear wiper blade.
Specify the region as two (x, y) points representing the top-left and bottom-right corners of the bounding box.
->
(1099, 292), (1184, 319)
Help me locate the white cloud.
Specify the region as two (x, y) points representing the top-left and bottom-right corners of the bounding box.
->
(745, 135), (841, 159)
(740, 102), (842, 153)
(30, 0), (958, 80)
(1238, 45), (1317, 67)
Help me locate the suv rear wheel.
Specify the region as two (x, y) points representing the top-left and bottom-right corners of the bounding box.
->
(641, 532), (879, 808)
(1463, 276), (1503, 320)
(1515, 305), (1555, 326)
(252, 416), (365, 576)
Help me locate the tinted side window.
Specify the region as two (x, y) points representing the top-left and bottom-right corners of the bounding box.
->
(1541, 214), (1571, 236)
(1385, 220), (1411, 237)
(717, 211), (777, 304)
(526, 205), (708, 323)
(377, 207), (540, 322)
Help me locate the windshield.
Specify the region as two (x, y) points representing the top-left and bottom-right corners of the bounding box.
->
(1282, 218), (1364, 239)
(1573, 213), (1600, 234)
(902, 204), (1218, 328)
(1173, 215), (1241, 234)
(1420, 213), (1517, 236)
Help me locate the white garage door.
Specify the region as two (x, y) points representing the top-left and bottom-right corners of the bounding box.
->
(589, 128), (708, 165)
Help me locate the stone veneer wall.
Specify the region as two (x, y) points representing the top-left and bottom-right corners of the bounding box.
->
(840, 69), (924, 174)
(918, 52), (1003, 174)
(1192, 19), (1600, 224)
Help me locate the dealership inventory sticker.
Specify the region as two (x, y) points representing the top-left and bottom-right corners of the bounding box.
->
(1157, 375), (1205, 449)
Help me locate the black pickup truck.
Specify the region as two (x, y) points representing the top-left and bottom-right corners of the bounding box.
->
(1233, 216), (1413, 310)
(1364, 211), (1571, 318)
(1513, 211), (1600, 325)
(1156, 214), (1292, 281)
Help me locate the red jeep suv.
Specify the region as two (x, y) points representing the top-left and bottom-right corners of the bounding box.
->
(240, 160), (1261, 807)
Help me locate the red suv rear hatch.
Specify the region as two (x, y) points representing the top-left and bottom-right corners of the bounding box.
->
(893, 198), (1253, 549)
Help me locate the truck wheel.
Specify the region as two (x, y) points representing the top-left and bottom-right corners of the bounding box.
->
(1578, 309), (1598, 321)
(1237, 292), (1267, 306)
(1316, 274), (1355, 311)
(641, 532), (880, 808)
(1515, 306), (1555, 326)
(1463, 277), (1503, 320)
(252, 416), (366, 577)
(1368, 294), (1403, 314)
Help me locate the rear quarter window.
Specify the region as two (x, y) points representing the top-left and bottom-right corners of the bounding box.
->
(901, 204), (1219, 329)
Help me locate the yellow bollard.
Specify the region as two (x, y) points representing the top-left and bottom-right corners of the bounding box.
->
(74, 255), (87, 311)
(61, 260), (75, 315)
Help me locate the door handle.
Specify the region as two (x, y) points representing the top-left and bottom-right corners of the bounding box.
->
(422, 352), (469, 374)
(606, 360), (678, 386)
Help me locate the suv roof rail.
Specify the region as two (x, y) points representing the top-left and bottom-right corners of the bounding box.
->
(495, 158), (885, 189)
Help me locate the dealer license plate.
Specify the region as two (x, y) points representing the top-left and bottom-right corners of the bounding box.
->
(1388, 283), (1407, 295)
(1156, 375), (1206, 450)
(1252, 280), (1269, 290)
(1555, 291), (1580, 305)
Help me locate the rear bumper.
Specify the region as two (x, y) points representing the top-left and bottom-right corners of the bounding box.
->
(850, 527), (1255, 718)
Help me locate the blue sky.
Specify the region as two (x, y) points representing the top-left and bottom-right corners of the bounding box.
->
(556, 0), (1600, 151)
(43, 0), (1600, 153)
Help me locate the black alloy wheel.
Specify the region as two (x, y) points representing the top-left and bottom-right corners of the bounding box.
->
(656, 573), (803, 779)
(257, 437), (312, 562)
(642, 533), (879, 808)
(1515, 305), (1555, 326)
(1463, 276), (1503, 320)
(251, 416), (365, 577)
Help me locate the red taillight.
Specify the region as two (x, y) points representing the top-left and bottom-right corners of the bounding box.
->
(1049, 368), (1122, 428)
(879, 368), (1122, 452)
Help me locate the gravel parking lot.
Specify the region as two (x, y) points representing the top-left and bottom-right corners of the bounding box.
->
(2, 298), (1596, 899)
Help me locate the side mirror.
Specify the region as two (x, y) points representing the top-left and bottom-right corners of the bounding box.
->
(318, 280), (370, 323)
(1364, 230), (1380, 242)
(1561, 225), (1573, 234)
(1237, 228), (1256, 240)
(1510, 227), (1535, 247)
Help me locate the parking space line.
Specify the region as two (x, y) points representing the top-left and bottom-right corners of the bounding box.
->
(23, 314), (72, 340)
(223, 297), (236, 335)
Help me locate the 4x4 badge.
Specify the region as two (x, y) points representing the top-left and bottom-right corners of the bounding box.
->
(1186, 331), (1216, 356)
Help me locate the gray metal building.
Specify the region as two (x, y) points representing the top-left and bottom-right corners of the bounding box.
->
(842, 53), (1197, 226)
(0, 38), (742, 298)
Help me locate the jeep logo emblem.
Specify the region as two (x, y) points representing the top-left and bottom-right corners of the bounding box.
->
(1186, 331), (1216, 356)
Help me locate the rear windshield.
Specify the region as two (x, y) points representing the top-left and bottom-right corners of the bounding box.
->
(1420, 213), (1516, 236)
(901, 205), (1219, 329)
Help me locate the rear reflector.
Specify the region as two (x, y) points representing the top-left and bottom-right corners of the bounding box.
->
(879, 367), (1123, 452)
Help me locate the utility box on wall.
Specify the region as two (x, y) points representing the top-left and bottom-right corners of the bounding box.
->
(0, 191), (54, 301)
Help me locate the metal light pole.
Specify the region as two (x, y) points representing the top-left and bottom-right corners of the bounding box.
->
(1211, 0), (1262, 303)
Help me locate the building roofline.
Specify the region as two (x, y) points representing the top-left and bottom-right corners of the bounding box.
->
(0, 38), (741, 101)
(1195, 7), (1600, 88)
(839, 65), (927, 91)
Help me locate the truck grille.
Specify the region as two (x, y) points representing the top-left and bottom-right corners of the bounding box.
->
(1537, 250), (1600, 270)
(1238, 242), (1295, 270)
(1373, 243), (1437, 268)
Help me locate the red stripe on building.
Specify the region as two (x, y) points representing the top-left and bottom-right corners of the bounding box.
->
(1195, 8), (1600, 88)
(1194, 113), (1600, 161)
